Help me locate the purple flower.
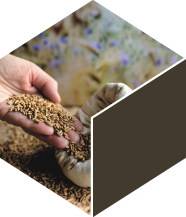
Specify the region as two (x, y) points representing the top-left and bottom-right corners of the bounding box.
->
(42, 38), (49, 46)
(119, 50), (130, 66)
(58, 36), (68, 43)
(156, 57), (163, 67)
(88, 54), (95, 61)
(49, 44), (57, 49)
(152, 48), (158, 53)
(171, 57), (178, 64)
(49, 59), (63, 68)
(72, 47), (80, 54)
(50, 60), (57, 68)
(166, 46), (175, 53)
(109, 40), (120, 47)
(32, 44), (42, 51)
(85, 28), (92, 35)
(90, 11), (97, 18)
(91, 41), (103, 51)
(36, 32), (44, 38)
(104, 21), (111, 28)
(55, 59), (63, 65)
(97, 43), (103, 50)
(132, 78), (141, 87)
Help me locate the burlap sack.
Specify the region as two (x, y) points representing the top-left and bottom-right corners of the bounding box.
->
(55, 83), (132, 187)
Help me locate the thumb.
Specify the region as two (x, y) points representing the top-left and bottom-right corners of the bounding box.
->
(31, 64), (61, 103)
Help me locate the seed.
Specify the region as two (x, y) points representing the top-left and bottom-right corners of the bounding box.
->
(45, 121), (54, 127)
(86, 194), (91, 200)
(56, 131), (63, 137)
(34, 118), (41, 123)
(8, 100), (14, 105)
(67, 165), (73, 170)
(42, 115), (47, 121)
(9, 106), (15, 111)
(65, 136), (70, 140)
(64, 127), (71, 132)
(67, 198), (75, 202)
(72, 161), (77, 165)
(83, 124), (90, 128)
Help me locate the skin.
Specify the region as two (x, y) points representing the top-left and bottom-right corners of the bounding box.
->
(0, 54), (83, 148)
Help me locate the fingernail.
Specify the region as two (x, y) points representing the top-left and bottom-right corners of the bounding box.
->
(58, 93), (61, 102)
(59, 139), (69, 149)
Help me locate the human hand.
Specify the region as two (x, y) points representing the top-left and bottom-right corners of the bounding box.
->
(0, 54), (83, 148)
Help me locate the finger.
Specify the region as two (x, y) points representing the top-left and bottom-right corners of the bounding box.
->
(7, 113), (54, 135)
(22, 127), (69, 149)
(31, 64), (61, 103)
(72, 116), (83, 132)
(66, 130), (80, 142)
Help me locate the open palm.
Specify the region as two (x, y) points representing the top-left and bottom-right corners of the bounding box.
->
(0, 54), (83, 148)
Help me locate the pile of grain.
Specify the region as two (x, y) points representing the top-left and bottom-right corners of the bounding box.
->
(7, 94), (91, 165)
(56, 133), (91, 171)
(7, 94), (76, 138)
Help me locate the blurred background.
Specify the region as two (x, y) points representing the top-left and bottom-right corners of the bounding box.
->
(11, 1), (182, 106)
